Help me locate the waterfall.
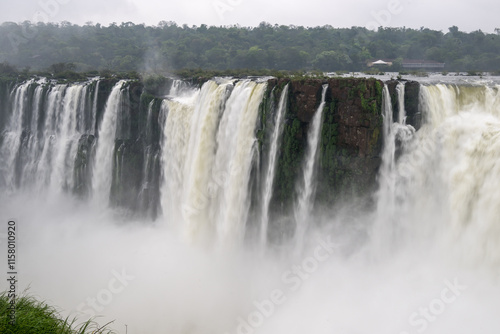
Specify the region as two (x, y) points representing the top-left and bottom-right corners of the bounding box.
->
(49, 85), (85, 193)
(169, 79), (190, 97)
(396, 82), (406, 123)
(405, 84), (500, 264)
(92, 80), (126, 206)
(259, 84), (289, 247)
(182, 80), (231, 242)
(293, 84), (328, 250)
(160, 79), (267, 245)
(90, 80), (100, 135)
(36, 84), (66, 190)
(4, 75), (500, 262)
(20, 83), (44, 188)
(3, 76), (500, 334)
(372, 83), (500, 265)
(138, 101), (159, 217)
(0, 80), (33, 189)
(211, 80), (266, 245)
(0, 80), (96, 193)
(372, 83), (415, 255)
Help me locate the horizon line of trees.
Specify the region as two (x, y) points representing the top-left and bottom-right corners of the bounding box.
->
(1, 21), (499, 73)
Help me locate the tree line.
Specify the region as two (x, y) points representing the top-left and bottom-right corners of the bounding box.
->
(0, 21), (499, 74)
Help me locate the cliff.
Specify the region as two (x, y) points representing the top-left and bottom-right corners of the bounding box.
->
(254, 78), (384, 229)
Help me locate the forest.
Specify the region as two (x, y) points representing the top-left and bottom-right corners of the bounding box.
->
(1, 21), (499, 75)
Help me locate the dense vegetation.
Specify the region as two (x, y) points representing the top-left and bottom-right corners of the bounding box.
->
(1, 21), (499, 73)
(0, 292), (114, 334)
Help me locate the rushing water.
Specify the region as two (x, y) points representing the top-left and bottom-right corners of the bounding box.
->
(260, 84), (289, 247)
(1, 77), (500, 334)
(92, 80), (126, 206)
(293, 84), (328, 252)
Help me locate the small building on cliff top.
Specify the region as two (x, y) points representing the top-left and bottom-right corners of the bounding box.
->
(367, 59), (393, 67)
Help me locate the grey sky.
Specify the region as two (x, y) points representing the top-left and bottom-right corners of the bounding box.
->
(0, 0), (497, 33)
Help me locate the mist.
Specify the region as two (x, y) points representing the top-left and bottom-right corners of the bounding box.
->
(3, 183), (500, 334)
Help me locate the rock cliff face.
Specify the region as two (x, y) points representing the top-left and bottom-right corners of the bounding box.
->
(259, 77), (384, 220)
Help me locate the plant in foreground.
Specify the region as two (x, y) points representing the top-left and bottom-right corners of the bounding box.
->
(0, 291), (115, 334)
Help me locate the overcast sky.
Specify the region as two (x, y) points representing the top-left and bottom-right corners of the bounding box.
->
(0, 0), (497, 33)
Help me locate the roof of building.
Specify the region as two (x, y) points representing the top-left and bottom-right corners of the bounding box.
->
(372, 59), (390, 65)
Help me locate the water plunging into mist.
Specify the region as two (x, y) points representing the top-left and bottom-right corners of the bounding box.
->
(169, 79), (190, 97)
(293, 84), (328, 251)
(0, 81), (33, 189)
(160, 80), (267, 245)
(372, 83), (415, 255)
(0, 80), (99, 193)
(210, 81), (267, 245)
(396, 82), (406, 124)
(3, 77), (500, 334)
(92, 80), (126, 206)
(391, 83), (500, 265)
(259, 84), (289, 247)
(49, 85), (85, 193)
(90, 80), (100, 135)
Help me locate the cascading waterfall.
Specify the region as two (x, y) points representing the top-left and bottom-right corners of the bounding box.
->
(161, 96), (195, 229)
(36, 84), (67, 190)
(211, 80), (267, 245)
(410, 84), (500, 264)
(372, 84), (415, 255)
(3, 76), (500, 259)
(2, 76), (500, 334)
(138, 101), (160, 216)
(396, 81), (406, 124)
(259, 84), (289, 247)
(293, 84), (328, 251)
(49, 85), (86, 193)
(92, 80), (126, 206)
(90, 80), (100, 135)
(19, 84), (44, 187)
(169, 79), (190, 97)
(0, 80), (33, 189)
(0, 80), (98, 193)
(161, 79), (267, 245)
(366, 81), (500, 268)
(182, 80), (232, 242)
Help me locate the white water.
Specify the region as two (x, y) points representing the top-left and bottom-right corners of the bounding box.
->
(2, 79), (500, 334)
(92, 80), (126, 206)
(49, 85), (85, 193)
(259, 84), (289, 247)
(293, 84), (328, 251)
(211, 80), (266, 245)
(138, 101), (159, 215)
(397, 81), (406, 123)
(0, 81), (97, 193)
(169, 79), (190, 97)
(90, 80), (100, 135)
(390, 84), (500, 266)
(372, 84), (416, 256)
(161, 79), (267, 246)
(19, 84), (44, 188)
(0, 81), (33, 189)
(182, 80), (231, 243)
